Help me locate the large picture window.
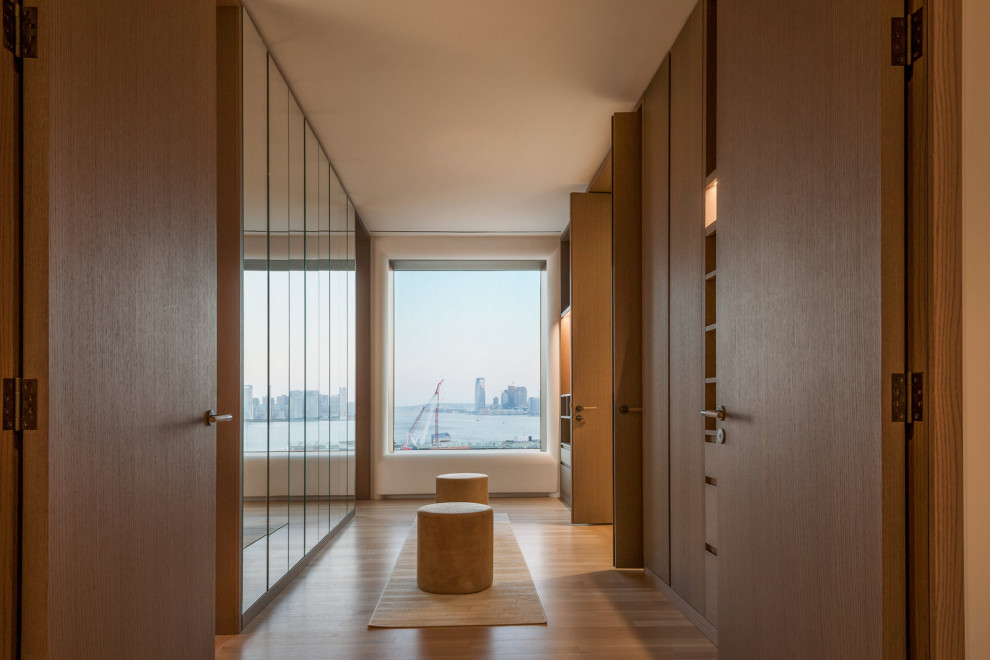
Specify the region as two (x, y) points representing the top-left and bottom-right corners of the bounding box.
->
(391, 261), (545, 451)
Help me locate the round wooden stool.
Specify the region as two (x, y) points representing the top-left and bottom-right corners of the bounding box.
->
(435, 472), (489, 505)
(416, 502), (494, 594)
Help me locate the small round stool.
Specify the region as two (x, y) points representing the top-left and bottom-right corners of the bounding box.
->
(435, 472), (489, 505)
(416, 502), (494, 594)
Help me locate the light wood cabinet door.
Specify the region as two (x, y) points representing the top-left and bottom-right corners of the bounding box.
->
(569, 193), (613, 524)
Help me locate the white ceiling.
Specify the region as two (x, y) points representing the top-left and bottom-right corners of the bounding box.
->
(242, 0), (696, 233)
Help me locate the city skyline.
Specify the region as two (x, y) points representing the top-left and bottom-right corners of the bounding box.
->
(242, 384), (353, 421)
(392, 270), (541, 407)
(242, 269), (356, 406)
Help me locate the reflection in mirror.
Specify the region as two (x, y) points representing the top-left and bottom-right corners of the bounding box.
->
(330, 171), (349, 529)
(318, 148), (333, 540)
(303, 123), (320, 555)
(347, 200), (357, 512)
(240, 7), (358, 615)
(267, 54), (291, 589)
(241, 8), (268, 613)
(287, 95), (306, 567)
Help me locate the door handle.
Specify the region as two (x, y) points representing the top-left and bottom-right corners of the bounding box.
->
(574, 414), (584, 422)
(619, 405), (642, 414)
(204, 410), (233, 426)
(574, 405), (597, 412)
(699, 405), (726, 420)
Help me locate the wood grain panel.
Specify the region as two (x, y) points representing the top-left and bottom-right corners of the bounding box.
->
(704, 549), (718, 627)
(560, 231), (570, 313)
(612, 111), (643, 568)
(21, 2), (52, 652)
(704, 484), (717, 549)
(878, 0), (908, 658)
(641, 56), (671, 585)
(716, 0), (905, 656)
(559, 464), (572, 508)
(906, 0), (932, 644)
(587, 153), (612, 194)
(355, 214), (371, 500)
(703, 0), (717, 178)
(925, 0), (964, 655)
(216, 4), (243, 635)
(569, 193), (613, 524)
(559, 311), (571, 396)
(0, 42), (21, 660)
(668, 2), (706, 615)
(22, 1), (217, 656)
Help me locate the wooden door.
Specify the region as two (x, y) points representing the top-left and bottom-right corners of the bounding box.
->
(668, 2), (707, 617)
(569, 193), (613, 524)
(20, 1), (218, 657)
(641, 55), (671, 585)
(611, 111), (643, 568)
(1, 32), (22, 660)
(716, 0), (906, 657)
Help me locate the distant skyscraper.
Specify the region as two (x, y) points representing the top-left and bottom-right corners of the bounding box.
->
(492, 396), (499, 409)
(529, 397), (540, 416)
(475, 378), (486, 412)
(305, 390), (319, 419)
(243, 385), (253, 420)
(514, 386), (528, 409)
(338, 387), (348, 419)
(289, 390), (304, 419)
(501, 389), (511, 409)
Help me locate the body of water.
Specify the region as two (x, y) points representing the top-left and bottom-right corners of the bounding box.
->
(245, 408), (542, 453)
(392, 407), (541, 450)
(244, 420), (354, 453)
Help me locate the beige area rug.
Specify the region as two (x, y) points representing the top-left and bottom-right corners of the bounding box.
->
(368, 513), (547, 628)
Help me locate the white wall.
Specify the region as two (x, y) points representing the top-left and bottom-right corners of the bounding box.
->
(371, 234), (562, 497)
(963, 1), (989, 655)
(243, 453), (351, 498)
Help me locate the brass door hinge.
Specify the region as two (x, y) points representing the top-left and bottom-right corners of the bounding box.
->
(2, 378), (38, 431)
(892, 372), (924, 423)
(891, 7), (923, 66)
(2, 0), (38, 59)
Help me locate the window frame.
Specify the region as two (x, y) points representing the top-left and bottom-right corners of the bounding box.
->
(387, 259), (548, 454)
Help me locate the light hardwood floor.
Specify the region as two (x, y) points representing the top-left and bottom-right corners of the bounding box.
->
(216, 498), (717, 659)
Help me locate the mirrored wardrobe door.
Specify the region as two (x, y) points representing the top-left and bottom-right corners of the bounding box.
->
(329, 171), (348, 528)
(346, 200), (357, 513)
(240, 8), (268, 613)
(303, 122), (321, 555)
(266, 54), (291, 589)
(318, 148), (333, 540)
(238, 7), (360, 617)
(287, 95), (306, 568)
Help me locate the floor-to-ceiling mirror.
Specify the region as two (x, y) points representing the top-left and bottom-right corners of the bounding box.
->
(346, 200), (357, 513)
(241, 8), (356, 616)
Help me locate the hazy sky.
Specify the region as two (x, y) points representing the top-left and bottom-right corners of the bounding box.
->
(243, 269), (355, 399)
(393, 270), (541, 407)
